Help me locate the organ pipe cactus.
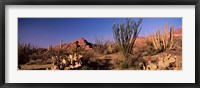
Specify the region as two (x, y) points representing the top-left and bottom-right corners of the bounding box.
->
(151, 23), (174, 52)
(169, 25), (174, 49)
(60, 40), (62, 49)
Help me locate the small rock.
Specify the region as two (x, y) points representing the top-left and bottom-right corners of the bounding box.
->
(147, 63), (157, 70)
(169, 57), (176, 63)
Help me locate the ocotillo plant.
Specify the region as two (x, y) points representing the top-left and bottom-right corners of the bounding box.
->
(112, 18), (142, 58)
(151, 23), (174, 52)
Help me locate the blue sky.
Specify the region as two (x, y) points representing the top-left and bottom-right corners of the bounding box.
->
(18, 18), (182, 48)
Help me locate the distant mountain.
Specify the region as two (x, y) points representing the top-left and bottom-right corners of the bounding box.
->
(53, 37), (93, 51)
(173, 26), (182, 36)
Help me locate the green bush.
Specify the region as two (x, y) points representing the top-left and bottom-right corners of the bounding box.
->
(119, 59), (131, 69)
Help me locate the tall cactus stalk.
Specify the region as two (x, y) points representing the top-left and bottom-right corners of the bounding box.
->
(48, 44), (52, 51)
(151, 23), (174, 52)
(152, 29), (161, 51)
(169, 25), (174, 49)
(60, 40), (62, 50)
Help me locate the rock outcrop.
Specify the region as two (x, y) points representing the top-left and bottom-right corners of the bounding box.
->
(53, 37), (93, 51)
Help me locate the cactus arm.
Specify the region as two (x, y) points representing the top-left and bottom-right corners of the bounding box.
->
(169, 25), (174, 49)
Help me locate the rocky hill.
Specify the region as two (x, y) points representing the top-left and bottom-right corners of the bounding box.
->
(53, 37), (93, 51)
(173, 26), (182, 36)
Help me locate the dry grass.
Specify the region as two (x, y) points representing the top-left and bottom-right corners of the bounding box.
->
(20, 64), (52, 70)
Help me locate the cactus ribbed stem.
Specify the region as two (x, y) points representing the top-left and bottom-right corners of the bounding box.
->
(60, 40), (62, 49)
(151, 23), (174, 52)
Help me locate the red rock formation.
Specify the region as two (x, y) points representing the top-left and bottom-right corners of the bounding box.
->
(134, 37), (147, 47)
(53, 37), (93, 51)
(173, 26), (182, 36)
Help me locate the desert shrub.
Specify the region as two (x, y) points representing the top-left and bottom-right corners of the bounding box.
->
(120, 61), (129, 69)
(113, 59), (122, 66)
(139, 46), (159, 56)
(119, 58), (134, 69)
(112, 18), (143, 58)
(28, 53), (38, 60)
(46, 59), (53, 64)
(105, 55), (112, 59)
(18, 43), (38, 64)
(146, 48), (159, 55)
(103, 50), (109, 55)
(78, 50), (96, 60)
(107, 43), (119, 54)
(136, 38), (160, 56)
(132, 60), (144, 70)
(76, 47), (85, 53)
(80, 65), (93, 70)
(93, 37), (111, 54)
(58, 49), (67, 55)
(18, 52), (29, 64)
(173, 36), (182, 49)
(146, 40), (154, 46)
(65, 50), (73, 55)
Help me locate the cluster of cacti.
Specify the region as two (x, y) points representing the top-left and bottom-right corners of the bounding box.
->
(20, 43), (33, 52)
(50, 53), (83, 70)
(18, 43), (38, 64)
(140, 54), (180, 70)
(151, 23), (174, 52)
(112, 18), (143, 58)
(48, 44), (53, 51)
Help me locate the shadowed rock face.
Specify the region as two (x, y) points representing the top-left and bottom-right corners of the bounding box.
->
(53, 37), (93, 51)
